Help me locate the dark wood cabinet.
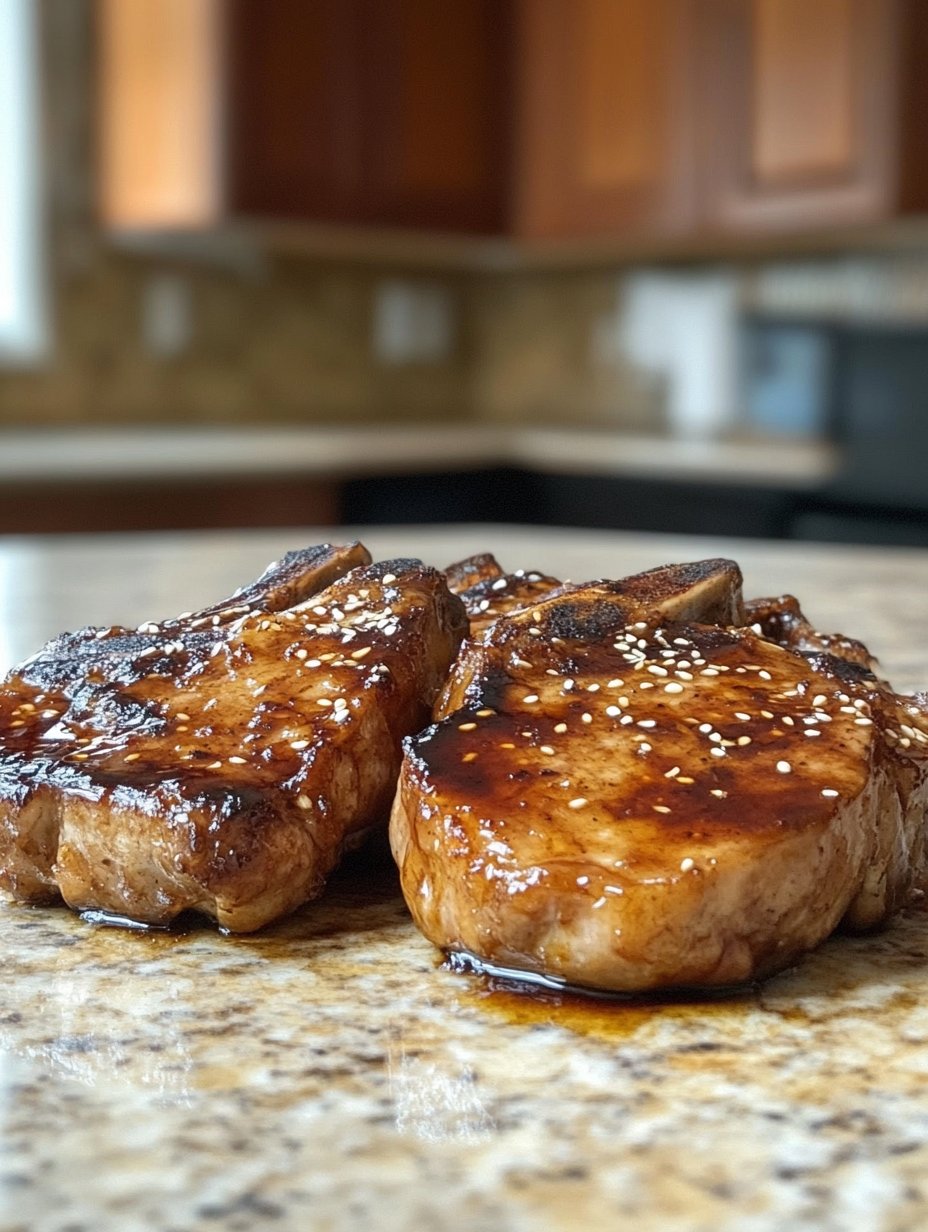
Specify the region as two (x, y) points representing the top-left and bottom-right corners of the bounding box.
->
(226, 0), (509, 233)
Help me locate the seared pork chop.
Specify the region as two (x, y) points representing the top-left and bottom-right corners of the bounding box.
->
(391, 559), (928, 993)
(0, 544), (466, 931)
(444, 553), (561, 640)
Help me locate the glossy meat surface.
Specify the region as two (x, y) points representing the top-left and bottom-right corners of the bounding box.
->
(0, 544), (466, 931)
(444, 553), (562, 640)
(391, 559), (928, 993)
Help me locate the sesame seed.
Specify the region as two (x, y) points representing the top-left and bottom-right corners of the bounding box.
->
(710, 789), (727, 799)
(462, 752), (478, 763)
(316, 698), (332, 707)
(665, 766), (680, 778)
(607, 678), (624, 688)
(581, 712), (593, 724)
(664, 682), (684, 694)
(297, 794), (312, 810)
(698, 723), (713, 734)
(207, 760), (222, 769)
(605, 705), (622, 718)
(812, 694), (827, 707)
(124, 752), (140, 762)
(381, 573), (396, 584)
(734, 712), (751, 721)
(637, 719), (656, 728)
(291, 740), (309, 750)
(476, 708), (495, 717)
(761, 710), (774, 720)
(700, 668), (719, 677)
(229, 755), (247, 764)
(554, 722), (568, 734)
(523, 694), (539, 704)
(653, 805), (671, 815)
(458, 722), (477, 732)
(513, 657), (533, 669)
(540, 745), (555, 755)
(576, 875), (589, 886)
(736, 735), (752, 746)
(676, 671), (694, 681)
(586, 683), (601, 693)
(176, 712), (190, 722)
(710, 747), (726, 758)
(568, 797), (588, 809)
(499, 742), (515, 749)
(647, 665), (669, 677)
(805, 729), (821, 738)
(680, 857), (694, 872)
(351, 646), (372, 660)
(776, 760), (792, 773)
(758, 670), (772, 680)
(854, 717), (873, 727)
(677, 775), (695, 785)
(821, 788), (839, 798)
(294, 648), (308, 660)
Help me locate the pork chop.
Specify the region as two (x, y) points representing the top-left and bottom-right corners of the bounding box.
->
(444, 553), (561, 640)
(0, 544), (466, 931)
(390, 559), (928, 993)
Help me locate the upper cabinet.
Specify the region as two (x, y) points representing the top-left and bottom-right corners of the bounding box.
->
(225, 0), (509, 233)
(698, 0), (924, 232)
(99, 0), (928, 247)
(513, 0), (697, 239)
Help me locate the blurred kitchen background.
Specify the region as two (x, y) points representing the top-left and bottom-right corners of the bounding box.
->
(1, 0), (928, 543)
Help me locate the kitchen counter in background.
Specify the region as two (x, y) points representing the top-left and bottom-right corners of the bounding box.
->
(2, 523), (928, 1231)
(0, 424), (849, 542)
(0, 424), (836, 486)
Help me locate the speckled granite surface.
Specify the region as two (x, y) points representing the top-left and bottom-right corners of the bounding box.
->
(1, 525), (927, 1232)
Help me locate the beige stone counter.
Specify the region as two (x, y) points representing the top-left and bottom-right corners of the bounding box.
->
(0, 425), (838, 489)
(1, 525), (927, 1231)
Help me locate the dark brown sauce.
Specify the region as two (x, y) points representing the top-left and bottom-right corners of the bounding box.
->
(447, 950), (761, 1042)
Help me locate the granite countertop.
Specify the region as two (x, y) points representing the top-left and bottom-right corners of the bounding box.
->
(0, 425), (839, 490)
(1, 524), (927, 1232)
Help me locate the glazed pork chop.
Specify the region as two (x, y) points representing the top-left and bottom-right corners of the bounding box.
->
(0, 544), (466, 931)
(444, 553), (561, 640)
(391, 559), (928, 993)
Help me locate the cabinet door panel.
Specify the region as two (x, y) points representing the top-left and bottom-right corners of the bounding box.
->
(226, 0), (364, 221)
(700, 0), (897, 230)
(517, 0), (695, 239)
(360, 0), (511, 232)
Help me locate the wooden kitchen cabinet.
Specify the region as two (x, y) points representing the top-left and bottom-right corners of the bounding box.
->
(514, 0), (697, 239)
(103, 0), (928, 245)
(224, 0), (693, 239)
(226, 0), (509, 232)
(697, 0), (928, 233)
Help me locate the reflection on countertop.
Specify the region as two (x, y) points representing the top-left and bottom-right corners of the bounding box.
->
(4, 846), (928, 1231)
